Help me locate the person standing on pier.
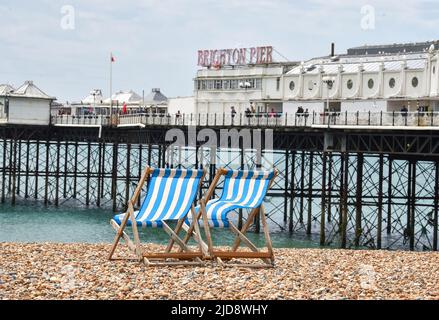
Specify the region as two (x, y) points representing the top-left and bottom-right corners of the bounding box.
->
(401, 105), (408, 117)
(176, 110), (182, 125)
(231, 106), (237, 124)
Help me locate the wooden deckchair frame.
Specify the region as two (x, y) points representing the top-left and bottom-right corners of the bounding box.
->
(186, 168), (278, 268)
(108, 167), (209, 266)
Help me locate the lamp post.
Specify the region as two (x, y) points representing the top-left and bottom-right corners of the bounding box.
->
(4, 94), (9, 121)
(90, 90), (97, 115)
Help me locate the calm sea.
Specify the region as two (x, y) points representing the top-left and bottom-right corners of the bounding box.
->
(0, 202), (322, 249)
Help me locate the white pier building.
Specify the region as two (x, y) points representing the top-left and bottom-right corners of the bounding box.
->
(194, 41), (439, 115)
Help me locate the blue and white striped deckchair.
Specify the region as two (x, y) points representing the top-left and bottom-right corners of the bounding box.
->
(203, 170), (276, 228)
(108, 167), (208, 266)
(186, 168), (278, 267)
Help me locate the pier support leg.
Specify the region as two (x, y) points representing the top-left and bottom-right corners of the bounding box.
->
(387, 158), (393, 235)
(284, 150), (289, 224)
(377, 154), (384, 249)
(340, 152), (349, 249)
(124, 144), (131, 211)
(55, 141), (61, 207)
(34, 141), (40, 200)
(289, 150), (296, 233)
(307, 151), (314, 235)
(355, 153), (364, 247)
(63, 142), (68, 200)
(320, 152), (327, 246)
(409, 161), (416, 251)
(44, 140), (50, 206)
(434, 161), (439, 251)
(25, 140), (30, 199)
(112, 143), (119, 212)
(299, 151), (305, 224)
(11, 139), (17, 205)
(1, 138), (6, 203)
(97, 142), (102, 207)
(86, 142), (91, 206)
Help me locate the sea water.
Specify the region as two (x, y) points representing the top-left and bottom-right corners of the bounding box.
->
(0, 202), (322, 249)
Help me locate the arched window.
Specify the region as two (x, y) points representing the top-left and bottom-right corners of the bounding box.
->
(368, 79), (374, 89)
(389, 78), (396, 88)
(347, 79), (353, 90)
(412, 77), (419, 88)
(289, 81), (295, 91)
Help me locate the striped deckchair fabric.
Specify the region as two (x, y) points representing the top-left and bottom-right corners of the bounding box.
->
(201, 170), (275, 228)
(183, 168), (278, 268)
(113, 168), (204, 228)
(109, 167), (208, 266)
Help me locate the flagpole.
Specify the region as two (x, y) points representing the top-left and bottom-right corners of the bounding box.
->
(110, 52), (113, 117)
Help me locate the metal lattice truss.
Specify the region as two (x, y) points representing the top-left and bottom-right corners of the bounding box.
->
(1, 137), (438, 251)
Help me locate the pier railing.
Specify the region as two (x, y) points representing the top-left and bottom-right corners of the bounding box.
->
(52, 115), (112, 126)
(52, 112), (439, 129)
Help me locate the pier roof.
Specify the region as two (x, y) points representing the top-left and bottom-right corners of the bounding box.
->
(144, 88), (168, 106)
(0, 84), (15, 95)
(287, 52), (428, 76)
(82, 90), (104, 104)
(7, 81), (55, 100)
(104, 90), (143, 105)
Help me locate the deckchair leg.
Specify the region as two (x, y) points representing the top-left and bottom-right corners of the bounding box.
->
(229, 222), (271, 265)
(190, 205), (208, 258)
(108, 210), (132, 260)
(108, 230), (122, 261)
(110, 220), (137, 253)
(162, 222), (195, 254)
(231, 208), (260, 252)
(200, 199), (214, 258)
(181, 210), (202, 245)
(162, 221), (204, 264)
(260, 205), (274, 263)
(178, 207), (209, 255)
(109, 166), (151, 261)
(165, 218), (186, 253)
(128, 202), (143, 261)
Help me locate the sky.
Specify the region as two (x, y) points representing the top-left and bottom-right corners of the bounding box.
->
(1, 0), (439, 102)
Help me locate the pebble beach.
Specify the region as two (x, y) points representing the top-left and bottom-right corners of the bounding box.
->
(1, 242), (439, 300)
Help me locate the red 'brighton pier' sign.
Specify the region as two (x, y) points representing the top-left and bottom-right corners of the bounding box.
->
(198, 46), (273, 67)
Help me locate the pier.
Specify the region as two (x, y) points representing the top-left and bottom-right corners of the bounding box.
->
(1, 112), (439, 251)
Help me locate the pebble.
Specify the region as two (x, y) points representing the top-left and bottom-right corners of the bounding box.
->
(0, 243), (438, 300)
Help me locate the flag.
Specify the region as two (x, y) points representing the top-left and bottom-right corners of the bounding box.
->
(122, 103), (127, 114)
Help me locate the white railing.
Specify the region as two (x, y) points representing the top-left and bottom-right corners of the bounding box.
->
(52, 115), (111, 126)
(51, 112), (439, 129)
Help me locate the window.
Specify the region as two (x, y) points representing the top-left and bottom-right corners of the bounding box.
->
(214, 80), (222, 90)
(207, 80), (214, 90)
(347, 79), (353, 90)
(368, 79), (374, 89)
(223, 80), (230, 90)
(255, 79), (262, 89)
(230, 80), (239, 90)
(289, 81), (295, 91)
(412, 77), (419, 88)
(389, 78), (396, 89)
(276, 78), (281, 91)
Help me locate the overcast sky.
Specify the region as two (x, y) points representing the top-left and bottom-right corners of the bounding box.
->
(1, 0), (438, 102)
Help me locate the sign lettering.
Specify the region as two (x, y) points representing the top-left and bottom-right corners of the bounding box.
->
(197, 46), (273, 67)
